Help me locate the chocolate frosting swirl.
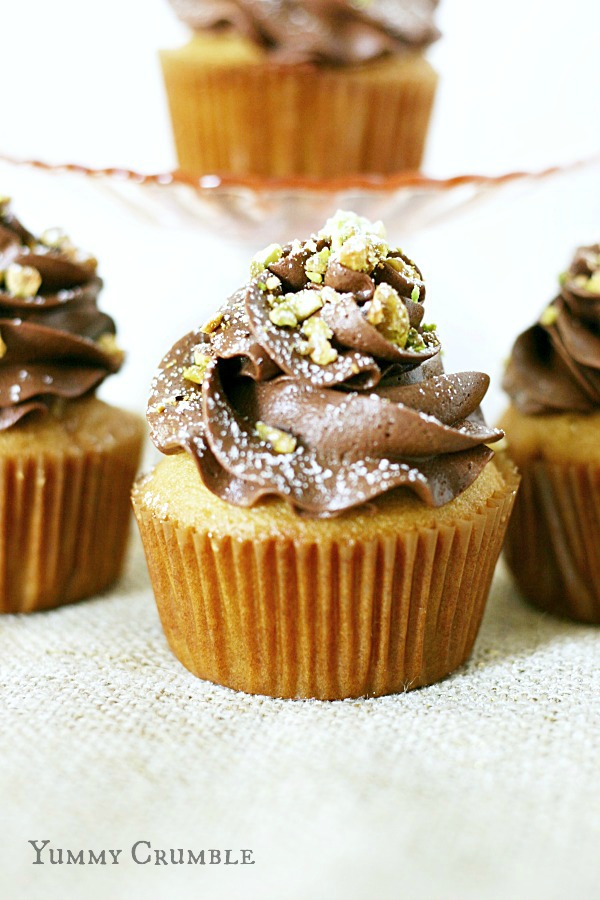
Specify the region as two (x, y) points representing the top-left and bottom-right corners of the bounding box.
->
(169, 0), (440, 64)
(149, 212), (502, 517)
(503, 244), (600, 415)
(0, 201), (123, 430)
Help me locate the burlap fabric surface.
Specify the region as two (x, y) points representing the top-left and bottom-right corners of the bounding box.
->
(1, 530), (599, 900)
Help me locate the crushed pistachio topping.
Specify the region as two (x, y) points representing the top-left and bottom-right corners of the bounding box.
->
(5, 263), (42, 299)
(255, 421), (297, 454)
(96, 333), (125, 359)
(405, 328), (427, 353)
(182, 348), (211, 384)
(558, 270), (569, 286)
(319, 209), (386, 251)
(265, 275), (281, 292)
(189, 348), (212, 380)
(0, 329), (6, 359)
(366, 283), (410, 347)
(585, 272), (600, 293)
(269, 289), (324, 327)
(421, 322), (437, 333)
(40, 227), (71, 250)
(539, 304), (559, 327)
(298, 315), (338, 366)
(39, 228), (97, 268)
(200, 310), (224, 334)
(250, 243), (283, 278)
(305, 247), (330, 285)
(572, 272), (600, 293)
(411, 285), (420, 302)
(269, 304), (299, 328)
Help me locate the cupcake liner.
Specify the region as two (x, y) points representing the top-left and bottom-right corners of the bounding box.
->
(160, 54), (437, 179)
(0, 422), (143, 614)
(504, 458), (600, 623)
(134, 464), (518, 699)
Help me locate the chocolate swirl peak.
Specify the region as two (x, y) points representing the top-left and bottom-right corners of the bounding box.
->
(503, 244), (600, 415)
(149, 212), (502, 517)
(0, 197), (124, 430)
(169, 0), (440, 65)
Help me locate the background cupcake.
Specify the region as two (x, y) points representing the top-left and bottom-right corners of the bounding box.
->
(501, 244), (600, 623)
(160, 0), (440, 179)
(133, 211), (518, 699)
(0, 197), (145, 613)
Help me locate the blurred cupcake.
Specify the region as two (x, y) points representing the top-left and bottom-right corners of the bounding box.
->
(133, 211), (518, 699)
(501, 244), (600, 623)
(0, 197), (145, 613)
(161, 0), (439, 179)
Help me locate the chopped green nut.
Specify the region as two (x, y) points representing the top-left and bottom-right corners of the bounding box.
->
(288, 289), (323, 321)
(309, 341), (338, 366)
(305, 247), (330, 279)
(387, 254), (421, 283)
(250, 242), (283, 277)
(193, 348), (210, 367)
(366, 283), (410, 347)
(422, 322), (437, 333)
(183, 352), (211, 384)
(40, 227), (71, 250)
(585, 272), (600, 293)
(265, 275), (281, 292)
(96, 333), (124, 360)
(319, 285), (342, 305)
(558, 270), (569, 286)
(302, 315), (333, 341)
(256, 420), (297, 454)
(200, 310), (224, 334)
(411, 285), (420, 302)
(299, 314), (338, 366)
(305, 271), (323, 284)
(405, 328), (426, 352)
(336, 232), (388, 273)
(269, 304), (298, 328)
(5, 263), (42, 298)
(539, 304), (559, 326)
(319, 209), (386, 251)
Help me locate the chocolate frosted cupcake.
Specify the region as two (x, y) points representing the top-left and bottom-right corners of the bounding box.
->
(0, 198), (145, 613)
(133, 211), (518, 699)
(161, 0), (439, 178)
(501, 244), (600, 623)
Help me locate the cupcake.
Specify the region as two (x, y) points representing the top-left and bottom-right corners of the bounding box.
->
(0, 197), (145, 613)
(161, 0), (439, 179)
(501, 244), (600, 623)
(133, 211), (518, 699)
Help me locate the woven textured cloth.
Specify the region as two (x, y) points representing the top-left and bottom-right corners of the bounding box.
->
(1, 531), (600, 900)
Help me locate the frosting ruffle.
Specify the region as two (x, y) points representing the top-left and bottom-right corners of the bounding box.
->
(503, 243), (600, 414)
(148, 212), (502, 517)
(0, 201), (123, 429)
(168, 0), (440, 64)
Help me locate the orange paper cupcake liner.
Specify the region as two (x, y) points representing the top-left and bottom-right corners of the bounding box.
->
(160, 55), (437, 179)
(134, 464), (518, 700)
(504, 459), (600, 623)
(0, 419), (143, 614)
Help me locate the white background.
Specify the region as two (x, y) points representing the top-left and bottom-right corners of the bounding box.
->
(1, 0), (599, 175)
